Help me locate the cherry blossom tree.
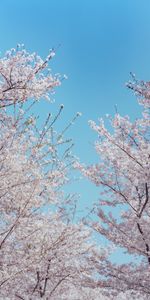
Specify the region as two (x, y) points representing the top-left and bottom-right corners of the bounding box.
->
(0, 45), (104, 299)
(0, 45), (145, 300)
(78, 75), (150, 299)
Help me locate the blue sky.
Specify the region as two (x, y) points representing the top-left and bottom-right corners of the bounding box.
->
(1, 0), (150, 220)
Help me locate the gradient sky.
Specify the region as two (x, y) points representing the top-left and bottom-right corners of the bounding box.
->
(1, 0), (150, 260)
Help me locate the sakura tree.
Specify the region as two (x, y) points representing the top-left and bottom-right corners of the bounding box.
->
(0, 45), (102, 299)
(78, 75), (150, 299)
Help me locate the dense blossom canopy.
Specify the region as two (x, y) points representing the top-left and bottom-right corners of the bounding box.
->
(0, 46), (103, 299)
(0, 45), (150, 300)
(78, 75), (150, 299)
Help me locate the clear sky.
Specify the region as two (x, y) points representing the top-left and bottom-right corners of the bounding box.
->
(1, 0), (150, 222)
